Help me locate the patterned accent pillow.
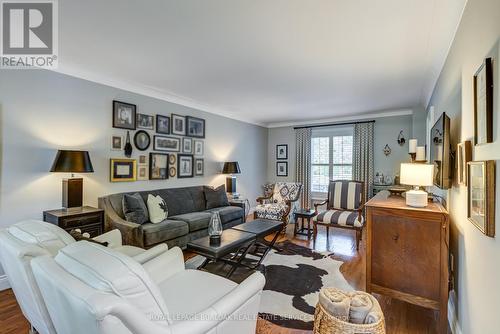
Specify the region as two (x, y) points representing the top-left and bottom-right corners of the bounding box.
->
(122, 193), (149, 225)
(147, 194), (168, 224)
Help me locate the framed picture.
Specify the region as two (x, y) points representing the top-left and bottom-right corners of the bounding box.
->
(473, 58), (493, 145)
(183, 137), (193, 153)
(154, 135), (180, 152)
(149, 152), (169, 180)
(194, 140), (204, 156)
(137, 164), (149, 181)
(171, 114), (186, 136)
(195, 158), (204, 176)
(110, 159), (136, 182)
(111, 135), (123, 151)
(276, 144), (288, 160)
(134, 130), (151, 151)
(169, 166), (177, 178)
(457, 141), (472, 185)
(186, 116), (205, 138)
(137, 113), (154, 130)
(169, 154), (176, 165)
(177, 154), (194, 178)
(156, 115), (170, 134)
(113, 101), (136, 130)
(467, 160), (496, 237)
(139, 155), (147, 164)
(276, 161), (288, 177)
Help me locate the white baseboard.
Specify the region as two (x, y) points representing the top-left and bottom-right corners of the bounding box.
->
(448, 293), (462, 334)
(0, 274), (10, 291)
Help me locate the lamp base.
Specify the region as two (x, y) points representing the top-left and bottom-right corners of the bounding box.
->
(62, 178), (83, 209)
(226, 176), (236, 193)
(405, 189), (428, 207)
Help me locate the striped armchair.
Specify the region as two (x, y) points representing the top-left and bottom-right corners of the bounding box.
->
(254, 182), (302, 227)
(313, 180), (366, 250)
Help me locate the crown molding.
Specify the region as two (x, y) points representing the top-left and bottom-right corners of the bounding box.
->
(265, 109), (414, 128)
(51, 66), (266, 127)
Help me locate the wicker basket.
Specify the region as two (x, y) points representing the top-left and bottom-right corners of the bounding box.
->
(313, 291), (386, 334)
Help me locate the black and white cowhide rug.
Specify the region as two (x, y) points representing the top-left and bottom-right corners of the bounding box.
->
(186, 241), (353, 330)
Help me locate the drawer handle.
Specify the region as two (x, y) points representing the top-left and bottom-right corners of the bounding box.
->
(392, 234), (399, 241)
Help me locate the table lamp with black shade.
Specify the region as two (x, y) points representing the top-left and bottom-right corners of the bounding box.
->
(50, 150), (94, 209)
(222, 161), (241, 199)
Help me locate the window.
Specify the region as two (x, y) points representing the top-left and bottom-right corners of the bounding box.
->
(311, 128), (353, 194)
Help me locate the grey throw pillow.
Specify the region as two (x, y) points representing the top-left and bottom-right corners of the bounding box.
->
(204, 185), (230, 209)
(122, 193), (149, 224)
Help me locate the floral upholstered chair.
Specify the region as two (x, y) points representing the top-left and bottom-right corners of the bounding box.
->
(254, 182), (302, 226)
(313, 180), (366, 250)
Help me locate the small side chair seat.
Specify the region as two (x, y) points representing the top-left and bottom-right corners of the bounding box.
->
(313, 209), (364, 228)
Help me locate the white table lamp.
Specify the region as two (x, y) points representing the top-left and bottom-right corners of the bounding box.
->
(400, 163), (434, 207)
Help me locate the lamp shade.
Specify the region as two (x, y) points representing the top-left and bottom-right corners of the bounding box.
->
(222, 161), (241, 174)
(50, 150), (94, 173)
(400, 163), (433, 186)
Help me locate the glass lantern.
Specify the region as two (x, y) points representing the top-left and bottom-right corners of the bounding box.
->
(208, 212), (223, 244)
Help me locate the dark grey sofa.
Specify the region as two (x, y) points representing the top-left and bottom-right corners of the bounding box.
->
(98, 186), (244, 249)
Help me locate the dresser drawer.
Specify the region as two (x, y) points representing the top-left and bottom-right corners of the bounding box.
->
(59, 213), (102, 229)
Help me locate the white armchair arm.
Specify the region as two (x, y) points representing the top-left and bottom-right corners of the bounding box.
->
(209, 272), (265, 316)
(132, 244), (169, 264)
(92, 229), (123, 248)
(142, 247), (185, 284)
(169, 272), (265, 334)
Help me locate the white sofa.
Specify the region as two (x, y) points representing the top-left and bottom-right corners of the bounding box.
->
(0, 220), (169, 334)
(31, 241), (265, 334)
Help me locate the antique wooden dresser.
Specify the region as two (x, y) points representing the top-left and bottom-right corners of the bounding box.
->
(366, 191), (449, 333)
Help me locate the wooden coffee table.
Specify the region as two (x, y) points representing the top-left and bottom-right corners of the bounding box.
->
(186, 219), (284, 277)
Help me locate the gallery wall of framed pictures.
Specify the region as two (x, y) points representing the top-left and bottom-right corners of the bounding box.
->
(110, 99), (206, 182)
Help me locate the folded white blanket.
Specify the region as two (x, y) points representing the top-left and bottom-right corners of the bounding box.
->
(318, 288), (383, 325)
(319, 288), (351, 321)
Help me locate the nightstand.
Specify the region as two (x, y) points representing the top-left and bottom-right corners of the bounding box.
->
(229, 198), (248, 222)
(43, 206), (104, 237)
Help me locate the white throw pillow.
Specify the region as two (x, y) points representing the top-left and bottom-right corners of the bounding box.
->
(147, 194), (168, 224)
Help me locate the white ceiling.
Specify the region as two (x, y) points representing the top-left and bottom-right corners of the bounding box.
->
(57, 0), (467, 127)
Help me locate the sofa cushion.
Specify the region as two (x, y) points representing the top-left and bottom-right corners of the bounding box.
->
(206, 206), (244, 224)
(55, 241), (170, 325)
(141, 220), (189, 246)
(159, 269), (236, 318)
(122, 193), (149, 224)
(169, 212), (213, 232)
(147, 194), (168, 224)
(144, 186), (206, 217)
(204, 185), (229, 209)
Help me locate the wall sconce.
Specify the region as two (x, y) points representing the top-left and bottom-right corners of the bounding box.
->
(397, 130), (406, 146)
(383, 144), (391, 156)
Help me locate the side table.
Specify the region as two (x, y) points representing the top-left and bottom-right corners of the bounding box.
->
(293, 209), (316, 239)
(43, 206), (104, 238)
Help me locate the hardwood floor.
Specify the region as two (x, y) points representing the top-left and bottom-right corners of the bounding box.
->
(0, 224), (444, 334)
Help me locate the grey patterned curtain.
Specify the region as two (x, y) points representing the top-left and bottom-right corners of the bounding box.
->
(353, 122), (374, 200)
(295, 128), (312, 209)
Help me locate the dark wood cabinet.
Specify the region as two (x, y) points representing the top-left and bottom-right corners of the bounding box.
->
(366, 192), (449, 334)
(43, 206), (104, 238)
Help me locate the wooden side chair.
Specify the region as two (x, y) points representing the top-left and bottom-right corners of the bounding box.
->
(254, 182), (302, 227)
(313, 180), (366, 250)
